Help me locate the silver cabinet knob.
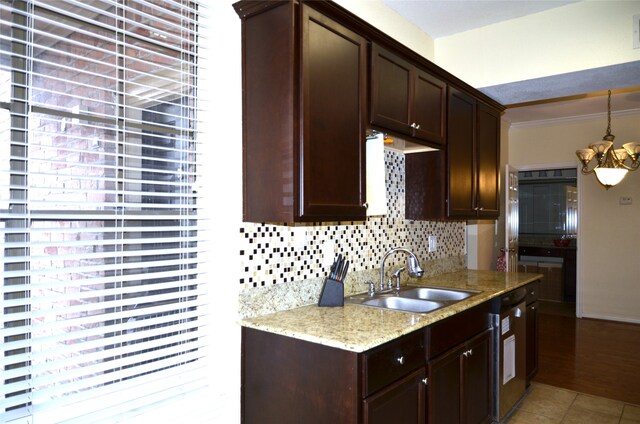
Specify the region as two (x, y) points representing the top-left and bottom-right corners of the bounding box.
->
(363, 202), (369, 209)
(422, 378), (428, 385)
(396, 356), (404, 365)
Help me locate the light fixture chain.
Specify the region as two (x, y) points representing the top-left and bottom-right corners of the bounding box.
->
(606, 89), (612, 137)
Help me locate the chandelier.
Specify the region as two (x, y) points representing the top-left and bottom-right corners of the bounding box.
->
(575, 90), (640, 188)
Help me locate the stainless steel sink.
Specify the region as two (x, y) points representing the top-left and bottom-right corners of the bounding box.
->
(360, 297), (444, 314)
(345, 286), (480, 314)
(399, 286), (479, 302)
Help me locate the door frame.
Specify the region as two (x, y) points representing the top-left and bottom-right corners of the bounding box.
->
(510, 162), (582, 318)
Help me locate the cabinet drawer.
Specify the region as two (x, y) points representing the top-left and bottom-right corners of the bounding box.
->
(363, 330), (424, 397)
(526, 280), (540, 304)
(426, 301), (491, 359)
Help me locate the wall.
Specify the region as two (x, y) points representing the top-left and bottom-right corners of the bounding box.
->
(334, 0), (435, 61)
(205, 2), (243, 421)
(434, 1), (640, 88)
(509, 111), (640, 323)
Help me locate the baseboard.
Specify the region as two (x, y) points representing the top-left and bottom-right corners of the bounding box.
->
(580, 313), (640, 325)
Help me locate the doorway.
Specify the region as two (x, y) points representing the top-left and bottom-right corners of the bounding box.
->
(517, 167), (577, 316)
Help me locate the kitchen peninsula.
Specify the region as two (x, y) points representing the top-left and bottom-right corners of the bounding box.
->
(241, 270), (541, 424)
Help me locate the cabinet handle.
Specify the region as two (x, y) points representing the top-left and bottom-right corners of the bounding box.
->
(462, 349), (473, 358)
(410, 123), (416, 128)
(531, 306), (536, 310)
(479, 207), (484, 211)
(363, 202), (369, 209)
(422, 378), (428, 385)
(415, 124), (420, 129)
(396, 356), (404, 365)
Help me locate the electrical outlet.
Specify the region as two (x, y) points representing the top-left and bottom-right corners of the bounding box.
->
(634, 14), (640, 49)
(292, 226), (307, 249)
(619, 196), (633, 206)
(428, 235), (437, 252)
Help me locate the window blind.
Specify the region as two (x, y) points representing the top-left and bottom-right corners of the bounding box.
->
(0, 1), (209, 422)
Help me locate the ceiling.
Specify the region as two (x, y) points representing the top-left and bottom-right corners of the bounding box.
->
(382, 0), (640, 124)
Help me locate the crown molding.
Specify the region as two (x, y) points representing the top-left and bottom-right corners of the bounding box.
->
(507, 108), (640, 129)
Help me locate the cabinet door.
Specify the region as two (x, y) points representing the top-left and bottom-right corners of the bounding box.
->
(412, 68), (446, 146)
(526, 301), (539, 386)
(427, 345), (462, 424)
(447, 88), (476, 218)
(475, 103), (500, 218)
(363, 368), (426, 424)
(462, 329), (492, 424)
(301, 6), (367, 221)
(370, 44), (412, 136)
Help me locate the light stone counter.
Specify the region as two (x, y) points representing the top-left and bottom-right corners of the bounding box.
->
(239, 270), (542, 352)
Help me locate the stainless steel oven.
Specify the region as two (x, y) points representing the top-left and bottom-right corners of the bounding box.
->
(491, 287), (527, 422)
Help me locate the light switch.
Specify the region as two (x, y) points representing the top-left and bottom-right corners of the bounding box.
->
(321, 240), (335, 267)
(619, 196), (633, 206)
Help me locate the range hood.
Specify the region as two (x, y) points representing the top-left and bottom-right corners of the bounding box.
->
(366, 130), (438, 154)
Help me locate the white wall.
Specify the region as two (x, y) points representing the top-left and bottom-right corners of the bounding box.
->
(509, 112), (640, 323)
(335, 0), (435, 60)
(205, 1), (243, 421)
(467, 221), (497, 270)
(435, 1), (640, 88)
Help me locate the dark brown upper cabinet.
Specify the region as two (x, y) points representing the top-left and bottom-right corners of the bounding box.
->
(475, 101), (501, 218)
(370, 44), (446, 147)
(234, 1), (367, 223)
(406, 88), (501, 220)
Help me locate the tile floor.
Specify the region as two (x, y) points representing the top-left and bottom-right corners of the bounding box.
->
(506, 383), (640, 424)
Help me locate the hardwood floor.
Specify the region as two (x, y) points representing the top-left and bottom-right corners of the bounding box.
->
(534, 302), (640, 406)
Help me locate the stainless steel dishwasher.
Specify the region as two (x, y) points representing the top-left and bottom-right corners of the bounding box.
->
(491, 287), (527, 422)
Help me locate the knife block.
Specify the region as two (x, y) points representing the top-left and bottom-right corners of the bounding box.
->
(318, 278), (344, 307)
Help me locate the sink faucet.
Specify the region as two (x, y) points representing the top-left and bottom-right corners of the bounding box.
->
(379, 247), (425, 293)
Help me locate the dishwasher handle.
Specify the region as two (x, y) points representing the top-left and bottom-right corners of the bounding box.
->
(514, 306), (523, 318)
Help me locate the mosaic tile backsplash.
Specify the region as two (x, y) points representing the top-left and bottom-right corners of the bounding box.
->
(239, 149), (466, 290)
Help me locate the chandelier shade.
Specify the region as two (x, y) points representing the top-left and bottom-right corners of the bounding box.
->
(576, 90), (640, 189)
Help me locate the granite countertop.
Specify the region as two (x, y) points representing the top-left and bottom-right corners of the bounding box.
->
(239, 270), (542, 353)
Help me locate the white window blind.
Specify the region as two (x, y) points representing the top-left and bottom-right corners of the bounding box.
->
(0, 1), (209, 422)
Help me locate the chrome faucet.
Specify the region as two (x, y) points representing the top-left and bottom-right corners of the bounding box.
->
(378, 247), (425, 293)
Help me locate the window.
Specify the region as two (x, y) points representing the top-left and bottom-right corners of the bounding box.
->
(1, 1), (207, 422)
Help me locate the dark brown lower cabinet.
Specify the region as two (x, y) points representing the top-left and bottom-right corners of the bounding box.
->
(525, 280), (540, 386)
(242, 326), (426, 424)
(526, 300), (539, 386)
(427, 329), (493, 424)
(363, 368), (426, 424)
(242, 300), (499, 424)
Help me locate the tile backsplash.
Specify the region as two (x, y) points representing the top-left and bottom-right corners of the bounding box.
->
(239, 149), (466, 290)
